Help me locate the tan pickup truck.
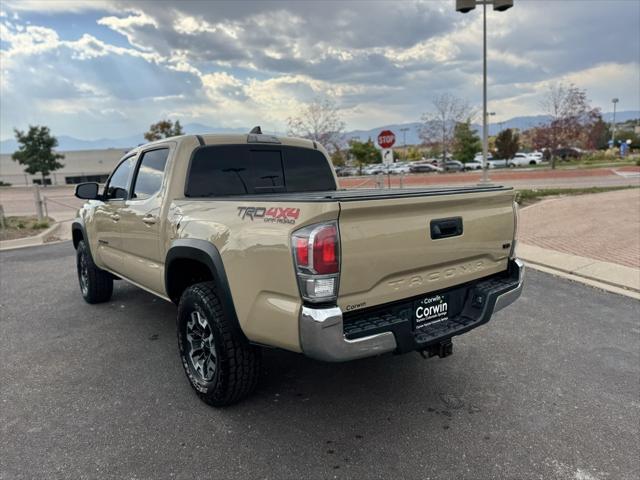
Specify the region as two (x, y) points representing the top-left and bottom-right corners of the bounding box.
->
(72, 131), (524, 406)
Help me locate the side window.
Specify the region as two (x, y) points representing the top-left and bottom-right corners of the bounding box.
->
(131, 149), (169, 200)
(105, 157), (135, 200)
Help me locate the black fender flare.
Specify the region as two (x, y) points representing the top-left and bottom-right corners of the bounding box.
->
(71, 218), (90, 253)
(165, 239), (241, 331)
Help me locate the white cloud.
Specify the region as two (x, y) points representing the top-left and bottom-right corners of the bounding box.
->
(489, 62), (640, 121)
(173, 14), (240, 39)
(97, 10), (157, 51)
(0, 24), (60, 58)
(1, 21), (161, 64)
(66, 33), (161, 63)
(173, 15), (212, 35)
(2, 0), (118, 13)
(1, 0), (638, 140)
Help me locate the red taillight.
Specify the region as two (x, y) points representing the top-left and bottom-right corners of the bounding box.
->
(312, 225), (338, 274)
(295, 237), (309, 267)
(292, 222), (340, 302)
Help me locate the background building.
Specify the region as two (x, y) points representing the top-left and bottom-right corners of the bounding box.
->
(0, 148), (130, 186)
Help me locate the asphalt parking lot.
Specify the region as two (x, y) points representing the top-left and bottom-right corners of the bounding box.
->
(1, 242), (638, 480)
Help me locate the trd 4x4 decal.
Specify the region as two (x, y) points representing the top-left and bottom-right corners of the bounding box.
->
(237, 206), (300, 224)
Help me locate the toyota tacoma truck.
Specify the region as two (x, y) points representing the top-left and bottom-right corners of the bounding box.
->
(72, 130), (524, 407)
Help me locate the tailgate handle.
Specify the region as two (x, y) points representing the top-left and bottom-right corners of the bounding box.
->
(430, 217), (463, 240)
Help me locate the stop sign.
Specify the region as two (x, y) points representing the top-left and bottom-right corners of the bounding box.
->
(377, 130), (396, 149)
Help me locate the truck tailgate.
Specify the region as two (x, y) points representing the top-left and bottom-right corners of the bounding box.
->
(337, 188), (515, 310)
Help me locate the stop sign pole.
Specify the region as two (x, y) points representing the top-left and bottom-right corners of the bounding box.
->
(377, 130), (396, 166)
(377, 130), (396, 189)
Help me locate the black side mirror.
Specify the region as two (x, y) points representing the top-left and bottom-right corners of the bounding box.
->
(75, 182), (100, 200)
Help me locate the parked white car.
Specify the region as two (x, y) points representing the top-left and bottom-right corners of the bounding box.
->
(388, 163), (411, 174)
(464, 161), (483, 171)
(473, 152), (493, 162)
(487, 158), (509, 169)
(363, 164), (386, 175)
(508, 153), (544, 167)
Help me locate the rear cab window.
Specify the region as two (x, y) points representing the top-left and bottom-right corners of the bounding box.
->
(185, 145), (336, 197)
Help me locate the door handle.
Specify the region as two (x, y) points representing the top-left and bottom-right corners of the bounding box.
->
(142, 215), (157, 225)
(430, 217), (463, 239)
(110, 213), (120, 221)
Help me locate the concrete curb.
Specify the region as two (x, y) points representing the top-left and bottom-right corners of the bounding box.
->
(0, 219), (71, 251)
(518, 243), (640, 299)
(518, 196), (565, 212)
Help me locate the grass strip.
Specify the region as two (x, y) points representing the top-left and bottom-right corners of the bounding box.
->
(515, 185), (639, 206)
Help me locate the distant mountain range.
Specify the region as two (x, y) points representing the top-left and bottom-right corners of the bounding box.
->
(342, 111), (639, 146)
(1, 112), (638, 153)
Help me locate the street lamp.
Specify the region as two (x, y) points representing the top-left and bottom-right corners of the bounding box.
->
(611, 98), (619, 145)
(456, 0), (514, 184)
(486, 111), (496, 135)
(400, 127), (410, 160)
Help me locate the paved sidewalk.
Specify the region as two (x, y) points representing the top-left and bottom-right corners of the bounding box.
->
(519, 189), (640, 269)
(0, 218), (72, 251)
(518, 189), (640, 296)
(518, 244), (640, 298)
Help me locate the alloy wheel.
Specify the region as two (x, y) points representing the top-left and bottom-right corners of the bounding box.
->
(78, 252), (89, 296)
(185, 310), (217, 382)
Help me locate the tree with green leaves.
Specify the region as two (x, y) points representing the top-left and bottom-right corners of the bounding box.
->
(585, 113), (610, 150)
(453, 120), (481, 163)
(495, 128), (520, 160)
(330, 148), (347, 167)
(348, 138), (381, 173)
(12, 126), (65, 185)
(144, 119), (184, 142)
(405, 146), (424, 161)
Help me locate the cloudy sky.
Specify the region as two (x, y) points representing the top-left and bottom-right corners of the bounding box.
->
(1, 0), (639, 140)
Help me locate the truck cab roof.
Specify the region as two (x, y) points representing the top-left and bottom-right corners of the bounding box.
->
(130, 133), (321, 154)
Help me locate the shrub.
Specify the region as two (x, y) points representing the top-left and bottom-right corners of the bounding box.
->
(31, 221), (50, 230)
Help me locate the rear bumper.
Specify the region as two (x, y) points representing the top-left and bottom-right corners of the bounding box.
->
(299, 258), (525, 362)
(493, 258), (525, 312)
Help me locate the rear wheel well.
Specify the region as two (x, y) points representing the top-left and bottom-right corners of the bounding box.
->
(166, 258), (214, 303)
(72, 227), (84, 249)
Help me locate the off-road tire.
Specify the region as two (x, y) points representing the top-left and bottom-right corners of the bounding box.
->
(177, 282), (261, 407)
(76, 240), (113, 304)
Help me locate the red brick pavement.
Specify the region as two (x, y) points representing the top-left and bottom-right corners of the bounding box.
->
(518, 189), (640, 268)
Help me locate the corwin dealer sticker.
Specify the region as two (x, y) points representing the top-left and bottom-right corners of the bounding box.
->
(414, 294), (449, 330)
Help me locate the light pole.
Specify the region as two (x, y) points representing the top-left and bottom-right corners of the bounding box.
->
(611, 98), (619, 146)
(456, 0), (514, 184)
(400, 127), (410, 160)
